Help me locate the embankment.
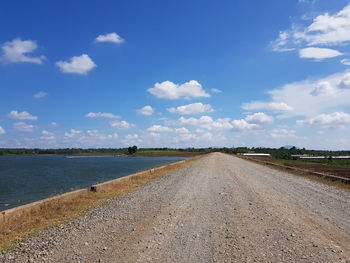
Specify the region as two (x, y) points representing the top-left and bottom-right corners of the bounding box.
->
(238, 155), (350, 185)
(0, 155), (201, 249)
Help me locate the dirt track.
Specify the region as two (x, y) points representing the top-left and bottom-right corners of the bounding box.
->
(2, 153), (350, 262)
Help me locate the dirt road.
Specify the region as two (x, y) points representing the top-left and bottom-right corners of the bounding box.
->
(2, 153), (350, 262)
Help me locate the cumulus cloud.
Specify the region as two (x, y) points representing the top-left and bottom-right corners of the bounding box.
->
(56, 54), (96, 75)
(0, 126), (5, 135)
(33, 91), (48, 99)
(62, 129), (119, 148)
(85, 112), (120, 119)
(40, 130), (55, 140)
(0, 38), (44, 64)
(302, 4), (350, 46)
(242, 71), (350, 117)
(148, 80), (210, 99)
(168, 102), (214, 115)
(174, 127), (189, 134)
(242, 102), (293, 113)
(310, 81), (338, 96)
(271, 4), (350, 60)
(8, 110), (38, 120)
(137, 105), (154, 116)
(14, 122), (35, 132)
(79, 130), (118, 144)
(110, 120), (135, 129)
(122, 134), (142, 145)
(297, 112), (350, 128)
(270, 129), (296, 138)
(179, 116), (233, 131)
(95, 32), (124, 44)
(245, 112), (274, 124)
(338, 72), (350, 89)
(231, 119), (259, 131)
(299, 47), (343, 60)
(147, 125), (173, 132)
(50, 122), (59, 128)
(64, 129), (82, 138)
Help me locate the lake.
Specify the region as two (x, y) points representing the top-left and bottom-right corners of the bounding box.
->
(0, 155), (186, 211)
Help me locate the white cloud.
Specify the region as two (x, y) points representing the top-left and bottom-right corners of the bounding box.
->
(0, 126), (5, 135)
(0, 38), (44, 64)
(179, 116), (233, 131)
(168, 102), (214, 115)
(148, 80), (210, 99)
(210, 88), (222, 93)
(137, 105), (154, 116)
(14, 122), (35, 132)
(231, 119), (259, 131)
(178, 115), (263, 132)
(297, 112), (350, 128)
(299, 47), (342, 60)
(302, 4), (350, 46)
(242, 102), (293, 113)
(8, 110), (38, 120)
(174, 127), (189, 134)
(64, 129), (81, 138)
(256, 71), (350, 117)
(122, 134), (142, 146)
(110, 120), (135, 129)
(271, 4), (350, 60)
(271, 129), (296, 138)
(95, 32), (124, 44)
(310, 81), (338, 96)
(33, 91), (48, 99)
(56, 54), (96, 75)
(81, 130), (118, 142)
(245, 112), (274, 124)
(338, 72), (350, 89)
(298, 0), (317, 4)
(147, 125), (173, 132)
(62, 129), (119, 148)
(341, 58), (350, 65)
(270, 31), (296, 52)
(40, 130), (55, 140)
(50, 122), (59, 128)
(85, 112), (120, 119)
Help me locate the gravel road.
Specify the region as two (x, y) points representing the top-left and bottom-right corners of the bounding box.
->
(2, 153), (350, 263)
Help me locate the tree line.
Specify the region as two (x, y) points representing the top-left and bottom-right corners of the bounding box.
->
(1, 146), (349, 159)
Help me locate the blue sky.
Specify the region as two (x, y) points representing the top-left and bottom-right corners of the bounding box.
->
(1, 0), (350, 149)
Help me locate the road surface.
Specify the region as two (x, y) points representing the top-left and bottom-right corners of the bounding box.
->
(2, 153), (350, 262)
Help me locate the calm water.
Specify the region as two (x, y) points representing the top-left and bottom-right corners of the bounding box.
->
(0, 155), (186, 210)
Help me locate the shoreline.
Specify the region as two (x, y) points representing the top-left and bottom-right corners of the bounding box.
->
(0, 155), (203, 250)
(0, 157), (190, 215)
(0, 155), (189, 211)
(0, 152), (203, 158)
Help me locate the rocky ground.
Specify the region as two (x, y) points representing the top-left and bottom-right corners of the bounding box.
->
(1, 153), (350, 262)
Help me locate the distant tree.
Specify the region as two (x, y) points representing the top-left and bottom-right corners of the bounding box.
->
(127, 145), (138, 155)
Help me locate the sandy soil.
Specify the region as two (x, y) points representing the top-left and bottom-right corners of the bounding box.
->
(1, 153), (350, 263)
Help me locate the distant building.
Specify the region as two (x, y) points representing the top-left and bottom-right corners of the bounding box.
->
(242, 153), (271, 157)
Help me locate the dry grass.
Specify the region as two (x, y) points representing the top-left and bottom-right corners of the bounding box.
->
(0, 156), (202, 251)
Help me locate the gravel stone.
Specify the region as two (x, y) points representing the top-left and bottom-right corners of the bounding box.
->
(1, 153), (349, 262)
